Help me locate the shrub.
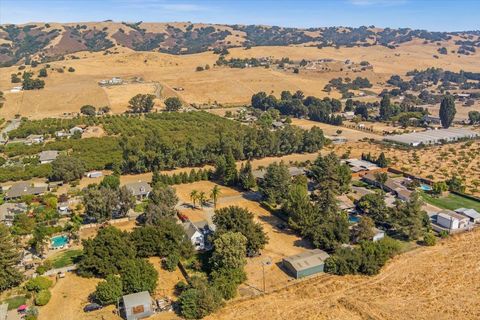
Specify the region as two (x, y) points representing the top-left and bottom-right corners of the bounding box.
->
(68, 67), (75, 72)
(25, 276), (53, 292)
(423, 232), (437, 246)
(34, 289), (51, 306)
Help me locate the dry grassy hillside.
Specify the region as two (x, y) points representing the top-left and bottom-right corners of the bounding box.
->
(209, 229), (480, 320)
(1, 41), (479, 120)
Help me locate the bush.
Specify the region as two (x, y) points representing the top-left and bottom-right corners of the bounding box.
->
(423, 232), (436, 246)
(120, 259), (158, 295)
(68, 67), (75, 72)
(25, 276), (53, 292)
(34, 289), (51, 306)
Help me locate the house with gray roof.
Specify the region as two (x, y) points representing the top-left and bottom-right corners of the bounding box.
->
(183, 220), (214, 251)
(455, 208), (480, 224)
(282, 249), (330, 279)
(4, 182), (48, 200)
(121, 291), (153, 320)
(0, 202), (28, 226)
(125, 181), (152, 200)
(435, 210), (470, 233)
(38, 150), (59, 164)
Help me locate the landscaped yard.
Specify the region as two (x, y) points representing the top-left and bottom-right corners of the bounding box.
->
(48, 249), (83, 269)
(420, 192), (480, 212)
(1, 295), (27, 310)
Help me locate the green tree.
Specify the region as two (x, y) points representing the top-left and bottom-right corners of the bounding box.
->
(260, 161), (291, 205)
(446, 176), (465, 193)
(423, 232), (437, 246)
(178, 277), (224, 319)
(149, 184), (178, 207)
(118, 186), (135, 216)
(120, 259), (158, 295)
(38, 68), (48, 78)
(213, 206), (268, 256)
(144, 203), (176, 225)
(83, 187), (119, 222)
(49, 155), (85, 182)
(376, 152), (389, 168)
(238, 161), (256, 190)
(439, 95), (456, 128)
(374, 172), (388, 191)
(11, 213), (36, 235)
(128, 94), (156, 113)
(223, 149), (237, 186)
(77, 226), (137, 277)
(164, 97), (182, 111)
(432, 181), (448, 195)
(25, 276), (52, 292)
(94, 275), (123, 305)
(100, 175), (120, 190)
(351, 216), (375, 243)
(468, 111), (480, 124)
(0, 225), (23, 291)
(210, 232), (247, 271)
(80, 105), (96, 116)
(391, 193), (427, 241)
(357, 192), (390, 224)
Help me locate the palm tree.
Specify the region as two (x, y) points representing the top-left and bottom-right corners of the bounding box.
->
(198, 191), (207, 208)
(210, 185), (222, 208)
(190, 190), (198, 208)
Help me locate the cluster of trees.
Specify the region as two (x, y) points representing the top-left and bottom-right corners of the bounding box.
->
(164, 97), (183, 111)
(251, 90), (343, 125)
(121, 112), (326, 174)
(82, 175), (135, 222)
(216, 56), (267, 68)
(152, 168), (212, 186)
(49, 155), (86, 182)
(324, 77), (372, 98)
(274, 154), (352, 251)
(325, 237), (401, 275)
(79, 212), (193, 306)
(178, 205), (267, 318)
(127, 94), (156, 113)
(356, 192), (429, 241)
(21, 71), (45, 90)
(361, 152), (389, 168)
(213, 153), (257, 191)
(378, 94), (429, 124)
(80, 105), (110, 116)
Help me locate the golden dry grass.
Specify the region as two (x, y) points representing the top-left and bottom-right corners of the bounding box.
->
(209, 228), (480, 320)
(1, 41), (479, 120)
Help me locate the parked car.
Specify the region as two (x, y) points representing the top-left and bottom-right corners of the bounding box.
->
(83, 303), (103, 312)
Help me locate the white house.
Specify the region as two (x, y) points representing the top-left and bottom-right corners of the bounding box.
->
(372, 227), (385, 242)
(25, 135), (44, 145)
(455, 208), (480, 224)
(436, 210), (470, 231)
(85, 171), (103, 178)
(183, 220), (214, 251)
(69, 126), (84, 135)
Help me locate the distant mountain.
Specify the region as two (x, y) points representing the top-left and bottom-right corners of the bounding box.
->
(0, 21), (479, 66)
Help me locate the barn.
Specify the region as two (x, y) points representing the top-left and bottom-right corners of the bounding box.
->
(282, 249), (330, 279)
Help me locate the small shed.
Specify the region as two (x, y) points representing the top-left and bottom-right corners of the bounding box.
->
(282, 249), (329, 279)
(86, 171), (103, 178)
(455, 208), (480, 224)
(121, 291), (153, 320)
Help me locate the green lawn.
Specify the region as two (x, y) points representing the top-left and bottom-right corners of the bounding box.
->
(48, 249), (83, 269)
(2, 296), (27, 310)
(420, 191), (480, 212)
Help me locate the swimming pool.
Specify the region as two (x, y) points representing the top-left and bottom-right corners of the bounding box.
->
(51, 235), (69, 249)
(420, 184), (432, 191)
(348, 214), (360, 224)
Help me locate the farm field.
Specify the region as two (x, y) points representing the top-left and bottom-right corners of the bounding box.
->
(209, 228), (480, 320)
(2, 41), (480, 120)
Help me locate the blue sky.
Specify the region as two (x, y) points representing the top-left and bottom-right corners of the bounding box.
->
(1, 0), (479, 31)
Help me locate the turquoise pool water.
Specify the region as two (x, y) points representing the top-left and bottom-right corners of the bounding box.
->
(51, 235), (69, 248)
(420, 184), (432, 191)
(348, 214), (360, 223)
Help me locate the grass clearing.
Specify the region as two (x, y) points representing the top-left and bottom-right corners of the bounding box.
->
(420, 191), (480, 212)
(48, 249), (83, 269)
(2, 295), (27, 310)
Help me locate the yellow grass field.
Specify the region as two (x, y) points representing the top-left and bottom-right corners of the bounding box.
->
(2, 41), (479, 120)
(209, 228), (480, 320)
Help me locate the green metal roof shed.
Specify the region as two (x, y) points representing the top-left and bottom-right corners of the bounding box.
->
(282, 249), (330, 279)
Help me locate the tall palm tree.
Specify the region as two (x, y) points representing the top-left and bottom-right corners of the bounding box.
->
(190, 190), (198, 208)
(198, 191), (207, 208)
(210, 185), (222, 208)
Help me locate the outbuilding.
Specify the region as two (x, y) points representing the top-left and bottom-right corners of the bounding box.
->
(121, 291), (154, 320)
(282, 249), (329, 279)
